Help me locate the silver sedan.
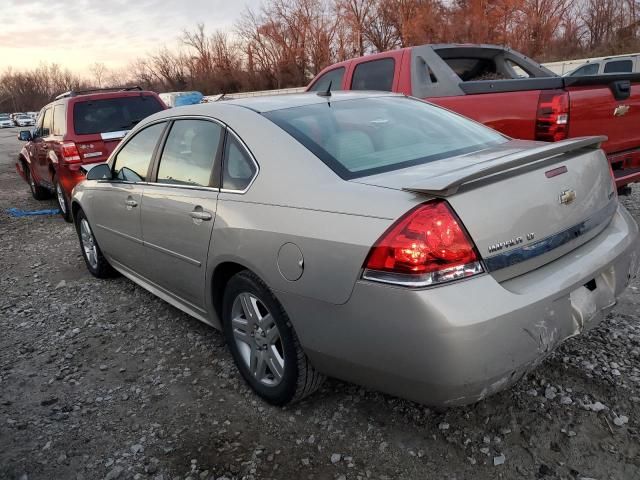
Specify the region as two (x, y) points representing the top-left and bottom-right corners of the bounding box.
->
(71, 92), (639, 406)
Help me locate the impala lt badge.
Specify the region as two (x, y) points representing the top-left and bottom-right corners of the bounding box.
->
(614, 105), (630, 117)
(488, 232), (535, 253)
(560, 189), (576, 205)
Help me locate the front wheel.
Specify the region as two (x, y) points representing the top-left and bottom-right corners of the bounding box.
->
(223, 271), (324, 405)
(54, 176), (72, 222)
(75, 209), (115, 278)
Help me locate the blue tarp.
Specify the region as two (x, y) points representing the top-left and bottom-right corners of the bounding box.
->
(6, 208), (61, 217)
(174, 91), (203, 107)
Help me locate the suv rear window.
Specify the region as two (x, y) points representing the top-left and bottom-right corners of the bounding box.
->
(264, 96), (506, 179)
(73, 95), (163, 135)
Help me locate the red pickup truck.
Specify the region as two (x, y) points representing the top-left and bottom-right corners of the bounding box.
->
(308, 44), (640, 192)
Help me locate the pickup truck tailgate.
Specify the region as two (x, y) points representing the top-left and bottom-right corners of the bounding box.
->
(354, 138), (618, 282)
(567, 81), (640, 155)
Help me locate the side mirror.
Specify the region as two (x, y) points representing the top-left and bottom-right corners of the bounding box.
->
(85, 163), (112, 181)
(18, 130), (32, 141)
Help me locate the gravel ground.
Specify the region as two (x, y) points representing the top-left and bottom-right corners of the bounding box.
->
(1, 127), (639, 480)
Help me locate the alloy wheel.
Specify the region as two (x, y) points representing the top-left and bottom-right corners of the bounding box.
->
(56, 183), (67, 214)
(80, 218), (98, 269)
(231, 292), (285, 386)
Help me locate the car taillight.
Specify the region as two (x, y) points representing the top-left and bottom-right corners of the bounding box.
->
(362, 200), (484, 287)
(535, 90), (569, 142)
(61, 142), (81, 164)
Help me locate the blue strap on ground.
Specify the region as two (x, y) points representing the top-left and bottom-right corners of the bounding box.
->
(6, 208), (61, 217)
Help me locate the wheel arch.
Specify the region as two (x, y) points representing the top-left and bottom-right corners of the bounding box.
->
(210, 261), (250, 323)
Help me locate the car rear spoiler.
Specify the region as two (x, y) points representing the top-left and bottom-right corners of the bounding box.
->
(402, 136), (607, 197)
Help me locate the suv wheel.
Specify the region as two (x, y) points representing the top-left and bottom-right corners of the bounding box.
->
(25, 164), (49, 200)
(75, 209), (115, 278)
(54, 176), (72, 222)
(223, 271), (324, 405)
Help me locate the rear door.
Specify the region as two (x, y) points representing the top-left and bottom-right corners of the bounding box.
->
(89, 121), (167, 273)
(140, 118), (223, 310)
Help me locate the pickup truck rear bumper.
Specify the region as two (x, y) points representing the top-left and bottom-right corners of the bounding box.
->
(610, 148), (640, 188)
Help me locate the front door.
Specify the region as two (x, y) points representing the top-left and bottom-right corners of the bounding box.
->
(33, 107), (53, 186)
(140, 119), (223, 309)
(89, 122), (167, 274)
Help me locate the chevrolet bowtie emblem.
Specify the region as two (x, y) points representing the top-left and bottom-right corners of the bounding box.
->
(560, 189), (576, 205)
(614, 105), (630, 117)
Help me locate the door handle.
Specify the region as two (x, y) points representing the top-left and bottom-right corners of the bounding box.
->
(125, 199), (138, 208)
(189, 210), (212, 221)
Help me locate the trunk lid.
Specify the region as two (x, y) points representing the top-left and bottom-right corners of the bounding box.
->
(74, 132), (127, 164)
(353, 137), (618, 281)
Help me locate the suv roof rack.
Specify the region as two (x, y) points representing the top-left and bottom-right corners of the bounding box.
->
(55, 86), (143, 100)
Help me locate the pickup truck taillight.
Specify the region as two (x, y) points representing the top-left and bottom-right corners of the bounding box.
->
(535, 90), (569, 142)
(61, 142), (81, 164)
(362, 200), (484, 287)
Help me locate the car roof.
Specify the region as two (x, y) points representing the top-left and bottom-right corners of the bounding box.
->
(221, 91), (402, 113)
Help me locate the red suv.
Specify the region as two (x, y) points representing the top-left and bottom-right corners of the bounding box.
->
(16, 87), (166, 221)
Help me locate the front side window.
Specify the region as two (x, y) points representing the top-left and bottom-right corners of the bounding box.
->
(604, 60), (633, 74)
(308, 67), (345, 92)
(222, 134), (257, 191)
(41, 108), (52, 136)
(157, 120), (223, 187)
(113, 122), (165, 182)
(265, 96), (507, 179)
(351, 59), (395, 91)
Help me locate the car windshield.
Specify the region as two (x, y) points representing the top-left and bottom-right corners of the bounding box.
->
(264, 96), (507, 179)
(73, 95), (164, 135)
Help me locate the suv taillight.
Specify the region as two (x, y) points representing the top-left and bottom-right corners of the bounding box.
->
(61, 142), (81, 164)
(362, 200), (484, 287)
(535, 90), (569, 142)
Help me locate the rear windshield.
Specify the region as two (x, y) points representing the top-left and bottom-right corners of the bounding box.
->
(264, 96), (507, 179)
(73, 95), (164, 135)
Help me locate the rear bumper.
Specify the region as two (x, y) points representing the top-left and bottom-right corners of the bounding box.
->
(56, 163), (87, 198)
(610, 148), (640, 187)
(279, 205), (640, 406)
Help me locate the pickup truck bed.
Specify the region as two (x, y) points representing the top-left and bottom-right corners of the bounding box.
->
(308, 44), (640, 190)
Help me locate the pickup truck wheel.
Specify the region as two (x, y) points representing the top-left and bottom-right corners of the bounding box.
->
(75, 209), (115, 278)
(54, 176), (72, 222)
(25, 165), (49, 201)
(222, 271), (325, 406)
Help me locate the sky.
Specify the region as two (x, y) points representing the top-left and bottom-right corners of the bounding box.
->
(0, 0), (259, 74)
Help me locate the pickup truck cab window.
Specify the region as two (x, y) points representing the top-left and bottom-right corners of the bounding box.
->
(156, 119), (223, 187)
(570, 63), (599, 76)
(113, 122), (165, 182)
(604, 60), (633, 74)
(351, 59), (395, 91)
(309, 67), (345, 92)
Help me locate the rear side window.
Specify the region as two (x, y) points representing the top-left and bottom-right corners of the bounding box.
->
(157, 120), (223, 187)
(351, 59), (395, 91)
(113, 123), (165, 182)
(222, 134), (257, 191)
(265, 96), (507, 179)
(604, 60), (633, 74)
(53, 105), (66, 136)
(73, 95), (164, 135)
(570, 63), (599, 76)
(309, 68), (345, 92)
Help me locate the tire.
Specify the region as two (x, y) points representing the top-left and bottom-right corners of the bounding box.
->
(222, 271), (324, 405)
(74, 209), (115, 278)
(25, 164), (49, 201)
(54, 176), (72, 222)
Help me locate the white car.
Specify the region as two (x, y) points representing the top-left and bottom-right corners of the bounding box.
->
(0, 115), (13, 128)
(14, 114), (34, 127)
